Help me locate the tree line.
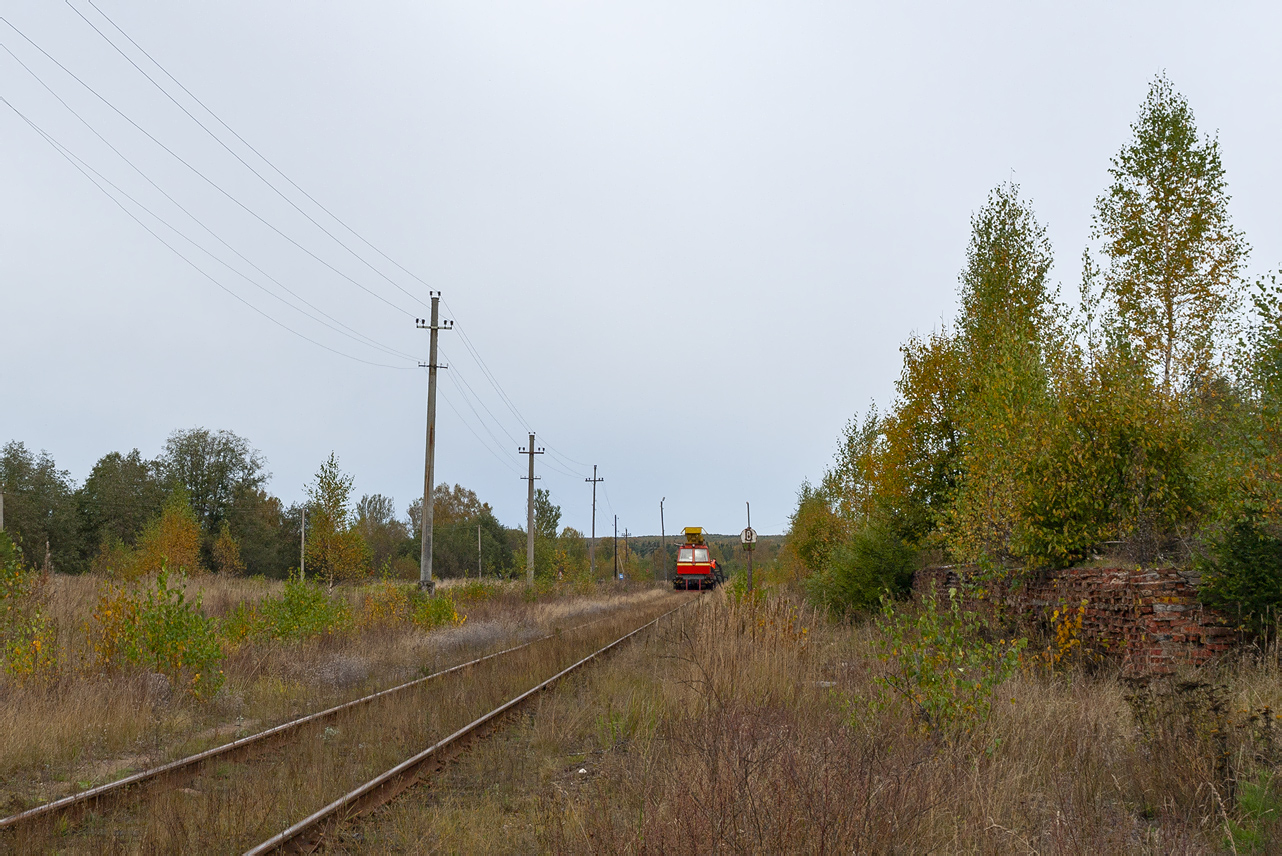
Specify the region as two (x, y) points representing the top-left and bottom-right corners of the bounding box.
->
(0, 428), (599, 582)
(788, 75), (1282, 632)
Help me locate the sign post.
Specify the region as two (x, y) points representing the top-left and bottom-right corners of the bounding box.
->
(741, 502), (757, 594)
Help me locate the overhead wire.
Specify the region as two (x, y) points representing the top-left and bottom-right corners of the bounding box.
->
(0, 16), (417, 317)
(68, 0), (434, 313)
(1, 95), (415, 370)
(10, 8), (611, 489)
(441, 368), (521, 468)
(435, 383), (523, 477)
(438, 346), (523, 448)
(62, 5), (610, 486)
(0, 42), (418, 363)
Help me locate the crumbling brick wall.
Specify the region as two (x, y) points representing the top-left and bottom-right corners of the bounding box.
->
(912, 565), (1237, 674)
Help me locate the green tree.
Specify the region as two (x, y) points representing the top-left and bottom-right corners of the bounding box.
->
(76, 449), (165, 559)
(878, 330), (965, 546)
(534, 488), (561, 539)
(946, 184), (1058, 565)
(1093, 74), (1248, 399)
(0, 441), (82, 573)
(356, 493), (407, 572)
(408, 484), (513, 579)
(224, 488), (297, 578)
(158, 428), (267, 537)
(305, 453), (368, 587)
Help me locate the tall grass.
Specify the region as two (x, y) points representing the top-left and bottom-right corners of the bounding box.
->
(352, 589), (1282, 854)
(0, 571), (672, 824)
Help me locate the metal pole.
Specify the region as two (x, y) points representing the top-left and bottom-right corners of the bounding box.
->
(299, 506), (305, 582)
(746, 501), (753, 594)
(477, 523), (482, 579)
(416, 293), (451, 593)
(520, 433), (542, 584)
(613, 515), (619, 581)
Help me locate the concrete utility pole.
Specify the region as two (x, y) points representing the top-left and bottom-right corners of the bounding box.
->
(519, 433), (544, 584)
(659, 497), (665, 581)
(613, 515), (619, 580)
(299, 507), (305, 582)
(416, 293), (452, 593)
(747, 502), (753, 594)
(585, 466), (603, 577)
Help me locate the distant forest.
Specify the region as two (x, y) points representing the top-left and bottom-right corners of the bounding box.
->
(0, 429), (699, 583)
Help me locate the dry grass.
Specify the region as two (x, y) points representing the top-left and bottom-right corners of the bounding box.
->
(0, 572), (672, 823)
(2, 590), (687, 853)
(346, 590), (1282, 855)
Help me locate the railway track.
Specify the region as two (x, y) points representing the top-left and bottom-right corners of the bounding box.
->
(245, 597), (693, 854)
(0, 593), (694, 852)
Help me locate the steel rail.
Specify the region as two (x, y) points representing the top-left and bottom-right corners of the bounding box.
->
(244, 597), (695, 855)
(0, 603), (642, 832)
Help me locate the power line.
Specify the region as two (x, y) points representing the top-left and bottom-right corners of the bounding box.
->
(438, 346), (524, 448)
(443, 301), (533, 431)
(9, 11), (609, 483)
(442, 369), (521, 468)
(0, 45), (418, 362)
(68, 0), (434, 314)
(0, 17), (417, 317)
(1, 95), (416, 370)
(55, 6), (610, 485)
(435, 385), (523, 477)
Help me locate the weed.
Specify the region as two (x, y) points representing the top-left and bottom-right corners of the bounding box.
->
(89, 568), (225, 698)
(411, 592), (464, 629)
(0, 533), (57, 681)
(871, 585), (1025, 738)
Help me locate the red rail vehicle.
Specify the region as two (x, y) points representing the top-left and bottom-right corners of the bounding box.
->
(673, 527), (725, 590)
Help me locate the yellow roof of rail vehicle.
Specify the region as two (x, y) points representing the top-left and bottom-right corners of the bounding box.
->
(682, 527), (706, 545)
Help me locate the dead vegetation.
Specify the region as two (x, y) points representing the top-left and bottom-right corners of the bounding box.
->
(0, 572), (673, 826)
(347, 590), (1282, 855)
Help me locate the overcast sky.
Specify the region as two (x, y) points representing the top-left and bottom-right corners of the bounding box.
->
(3, 2), (1280, 537)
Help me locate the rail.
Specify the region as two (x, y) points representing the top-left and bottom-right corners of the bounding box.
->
(0, 602), (661, 833)
(244, 597), (695, 854)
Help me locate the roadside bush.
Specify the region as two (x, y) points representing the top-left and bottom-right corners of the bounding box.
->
(0, 532), (57, 681)
(412, 592), (463, 629)
(359, 579), (413, 628)
(89, 568), (224, 698)
(869, 585), (1025, 738)
(224, 577), (353, 643)
(1198, 517), (1282, 638)
(805, 521), (915, 616)
(452, 579), (500, 604)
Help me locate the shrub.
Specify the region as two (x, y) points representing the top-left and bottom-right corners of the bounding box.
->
(805, 521), (915, 616)
(239, 577), (353, 642)
(870, 585), (1025, 738)
(360, 579), (413, 628)
(90, 568), (224, 698)
(1198, 517), (1282, 638)
(0, 532), (57, 681)
(412, 592), (463, 629)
